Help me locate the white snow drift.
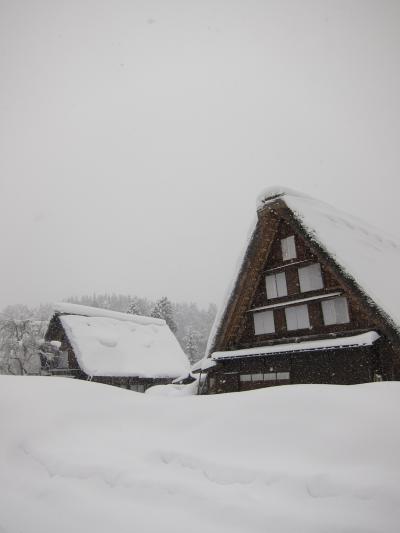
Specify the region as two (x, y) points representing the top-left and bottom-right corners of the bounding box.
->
(1, 376), (400, 533)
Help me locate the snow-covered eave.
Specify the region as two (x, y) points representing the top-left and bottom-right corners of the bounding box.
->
(249, 292), (342, 312)
(191, 358), (217, 374)
(212, 331), (381, 360)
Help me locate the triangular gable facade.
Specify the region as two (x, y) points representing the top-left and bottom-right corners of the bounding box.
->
(199, 189), (400, 394)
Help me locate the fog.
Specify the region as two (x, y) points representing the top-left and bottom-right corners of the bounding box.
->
(1, 0), (400, 310)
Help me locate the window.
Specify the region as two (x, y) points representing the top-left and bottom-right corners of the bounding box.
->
(253, 310), (275, 335)
(285, 304), (311, 330)
(298, 263), (324, 292)
(277, 372), (290, 380)
(58, 350), (69, 369)
(239, 372), (290, 383)
(130, 383), (146, 393)
(321, 297), (350, 325)
(281, 236), (297, 261)
(266, 272), (287, 299)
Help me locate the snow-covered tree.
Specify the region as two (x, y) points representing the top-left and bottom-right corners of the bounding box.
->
(151, 297), (177, 333)
(0, 305), (46, 375)
(183, 326), (202, 364)
(126, 298), (141, 315)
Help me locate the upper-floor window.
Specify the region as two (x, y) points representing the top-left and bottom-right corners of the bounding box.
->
(321, 296), (350, 325)
(253, 310), (275, 335)
(285, 304), (311, 330)
(298, 263), (324, 292)
(266, 272), (288, 299)
(281, 236), (297, 261)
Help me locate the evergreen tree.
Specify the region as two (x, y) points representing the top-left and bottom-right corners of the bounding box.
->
(183, 326), (201, 364)
(126, 298), (140, 315)
(151, 297), (177, 333)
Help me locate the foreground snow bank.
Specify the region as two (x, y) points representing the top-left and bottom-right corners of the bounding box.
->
(1, 377), (399, 533)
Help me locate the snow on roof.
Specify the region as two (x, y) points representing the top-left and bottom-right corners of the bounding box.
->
(207, 187), (400, 357)
(205, 216), (259, 356)
(212, 331), (380, 360)
(256, 186), (308, 208)
(54, 302), (164, 327)
(281, 191), (400, 330)
(58, 311), (189, 379)
(191, 358), (217, 372)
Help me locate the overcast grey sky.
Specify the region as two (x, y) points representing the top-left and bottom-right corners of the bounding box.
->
(1, 0), (400, 310)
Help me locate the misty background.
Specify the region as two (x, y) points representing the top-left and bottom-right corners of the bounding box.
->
(1, 0), (400, 314)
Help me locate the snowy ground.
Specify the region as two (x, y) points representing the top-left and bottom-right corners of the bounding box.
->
(1, 377), (399, 533)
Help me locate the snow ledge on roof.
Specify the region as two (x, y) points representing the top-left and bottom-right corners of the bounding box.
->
(54, 302), (165, 327)
(212, 331), (380, 360)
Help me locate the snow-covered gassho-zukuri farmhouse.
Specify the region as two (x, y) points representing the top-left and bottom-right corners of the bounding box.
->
(193, 187), (400, 394)
(41, 303), (189, 392)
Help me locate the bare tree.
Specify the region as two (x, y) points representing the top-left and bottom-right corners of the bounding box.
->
(0, 305), (46, 375)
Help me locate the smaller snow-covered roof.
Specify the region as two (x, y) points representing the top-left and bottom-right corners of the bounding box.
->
(212, 331), (380, 360)
(53, 304), (189, 379)
(54, 302), (164, 326)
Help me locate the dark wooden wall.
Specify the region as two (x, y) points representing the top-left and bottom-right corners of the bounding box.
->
(232, 220), (379, 349)
(208, 345), (378, 394)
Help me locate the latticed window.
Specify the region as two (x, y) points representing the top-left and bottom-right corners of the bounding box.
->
(321, 297), (350, 325)
(266, 272), (287, 299)
(253, 310), (275, 335)
(298, 263), (324, 292)
(285, 304), (311, 330)
(281, 236), (297, 261)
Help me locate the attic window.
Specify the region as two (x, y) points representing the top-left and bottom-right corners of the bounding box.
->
(298, 263), (324, 292)
(281, 236), (297, 261)
(321, 297), (350, 325)
(266, 272), (287, 299)
(285, 304), (311, 331)
(253, 310), (275, 335)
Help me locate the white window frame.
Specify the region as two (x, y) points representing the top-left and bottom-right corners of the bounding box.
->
(285, 304), (311, 331)
(266, 272), (288, 299)
(298, 263), (324, 292)
(321, 297), (350, 326)
(253, 310), (275, 335)
(281, 236), (297, 261)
